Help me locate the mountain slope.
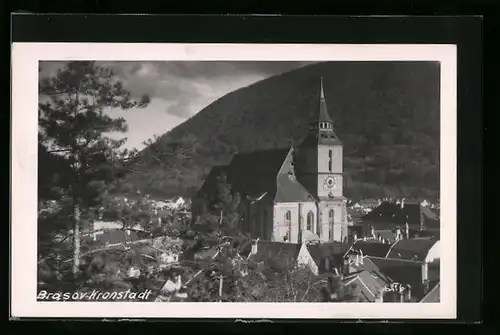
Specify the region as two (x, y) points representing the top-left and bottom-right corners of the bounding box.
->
(125, 61), (440, 201)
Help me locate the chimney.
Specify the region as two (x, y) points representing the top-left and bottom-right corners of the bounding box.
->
(371, 225), (375, 238)
(405, 222), (409, 239)
(407, 285), (412, 302)
(251, 238), (259, 255)
(359, 250), (364, 265)
(353, 232), (358, 241)
(401, 198), (405, 209)
(176, 274), (182, 290)
(421, 262), (428, 283)
(355, 253), (360, 266)
(126, 229), (131, 236)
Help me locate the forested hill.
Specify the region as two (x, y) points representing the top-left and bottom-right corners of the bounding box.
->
(124, 61), (440, 201)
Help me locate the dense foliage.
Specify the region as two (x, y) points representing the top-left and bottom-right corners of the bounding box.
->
(124, 62), (440, 201)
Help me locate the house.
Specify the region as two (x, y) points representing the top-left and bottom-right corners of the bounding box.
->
(385, 237), (440, 262)
(361, 200), (440, 237)
(297, 241), (350, 275)
(344, 239), (393, 259)
(81, 229), (143, 247)
(193, 78), (349, 245)
(342, 269), (392, 302)
(420, 282), (440, 303)
(245, 240), (302, 273)
(362, 256), (439, 301)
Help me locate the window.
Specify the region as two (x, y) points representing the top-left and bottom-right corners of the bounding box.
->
(328, 150), (333, 172)
(316, 217), (321, 238)
(307, 211), (314, 231)
(285, 210), (292, 241)
(329, 209), (334, 240)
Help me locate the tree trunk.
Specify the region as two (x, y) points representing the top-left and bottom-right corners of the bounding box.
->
(219, 274), (223, 298)
(73, 203), (81, 275)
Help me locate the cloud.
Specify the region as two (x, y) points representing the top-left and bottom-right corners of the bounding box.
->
(39, 60), (313, 149)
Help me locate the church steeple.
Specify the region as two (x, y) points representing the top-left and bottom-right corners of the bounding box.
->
(318, 77), (333, 123)
(302, 77), (341, 146)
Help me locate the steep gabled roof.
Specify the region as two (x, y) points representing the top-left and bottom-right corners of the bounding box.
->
(364, 256), (439, 300)
(226, 148), (290, 197)
(348, 240), (392, 258)
(306, 242), (350, 267)
(386, 238), (438, 261)
(247, 241), (301, 272)
(343, 269), (390, 302)
(275, 148), (315, 202)
(197, 165), (228, 197)
(197, 148), (291, 200)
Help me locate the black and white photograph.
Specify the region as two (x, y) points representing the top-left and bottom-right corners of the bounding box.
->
(11, 43), (457, 319)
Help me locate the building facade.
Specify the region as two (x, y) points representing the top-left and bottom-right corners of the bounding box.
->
(193, 78), (348, 243)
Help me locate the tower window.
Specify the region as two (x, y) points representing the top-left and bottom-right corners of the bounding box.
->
(306, 211), (314, 231)
(329, 209), (334, 240)
(328, 150), (333, 172)
(285, 210), (292, 240)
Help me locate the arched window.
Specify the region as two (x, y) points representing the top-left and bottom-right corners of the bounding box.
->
(316, 217), (321, 238)
(329, 209), (335, 240)
(307, 211), (314, 231)
(285, 210), (292, 241)
(328, 150), (333, 172)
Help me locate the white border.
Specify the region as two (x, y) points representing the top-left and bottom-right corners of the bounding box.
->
(11, 43), (457, 319)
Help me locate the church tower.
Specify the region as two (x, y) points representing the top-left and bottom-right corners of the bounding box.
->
(295, 77), (347, 243)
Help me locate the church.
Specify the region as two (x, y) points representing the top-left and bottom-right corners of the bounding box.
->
(192, 78), (348, 244)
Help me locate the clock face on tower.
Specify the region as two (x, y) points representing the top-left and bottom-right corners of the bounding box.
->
(323, 175), (341, 190)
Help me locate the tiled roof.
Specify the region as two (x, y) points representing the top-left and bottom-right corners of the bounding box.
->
(306, 242), (350, 268)
(374, 230), (397, 243)
(420, 282), (440, 303)
(343, 270), (390, 302)
(349, 240), (392, 258)
(248, 241), (301, 271)
(197, 165), (228, 197)
(365, 256), (438, 300)
(386, 238), (438, 261)
(227, 148), (290, 197)
(274, 149), (315, 202)
(200, 148), (291, 199)
(363, 202), (436, 227)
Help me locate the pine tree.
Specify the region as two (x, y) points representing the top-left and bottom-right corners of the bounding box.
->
(38, 61), (150, 275)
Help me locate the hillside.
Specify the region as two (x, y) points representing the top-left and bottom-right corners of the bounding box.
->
(124, 61), (440, 201)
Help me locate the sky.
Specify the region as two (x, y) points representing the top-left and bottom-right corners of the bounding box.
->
(39, 61), (313, 150)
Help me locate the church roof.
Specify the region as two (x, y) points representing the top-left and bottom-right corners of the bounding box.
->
(197, 165), (227, 197)
(274, 148), (315, 202)
(227, 148), (290, 197)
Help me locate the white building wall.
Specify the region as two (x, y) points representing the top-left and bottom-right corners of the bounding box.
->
(297, 243), (319, 275)
(273, 201), (317, 243)
(425, 240), (440, 263)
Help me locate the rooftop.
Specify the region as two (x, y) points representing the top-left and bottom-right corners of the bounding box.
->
(386, 238), (439, 261)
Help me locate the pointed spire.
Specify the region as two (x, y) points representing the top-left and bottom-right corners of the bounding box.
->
(320, 76), (325, 100)
(318, 77), (332, 123)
